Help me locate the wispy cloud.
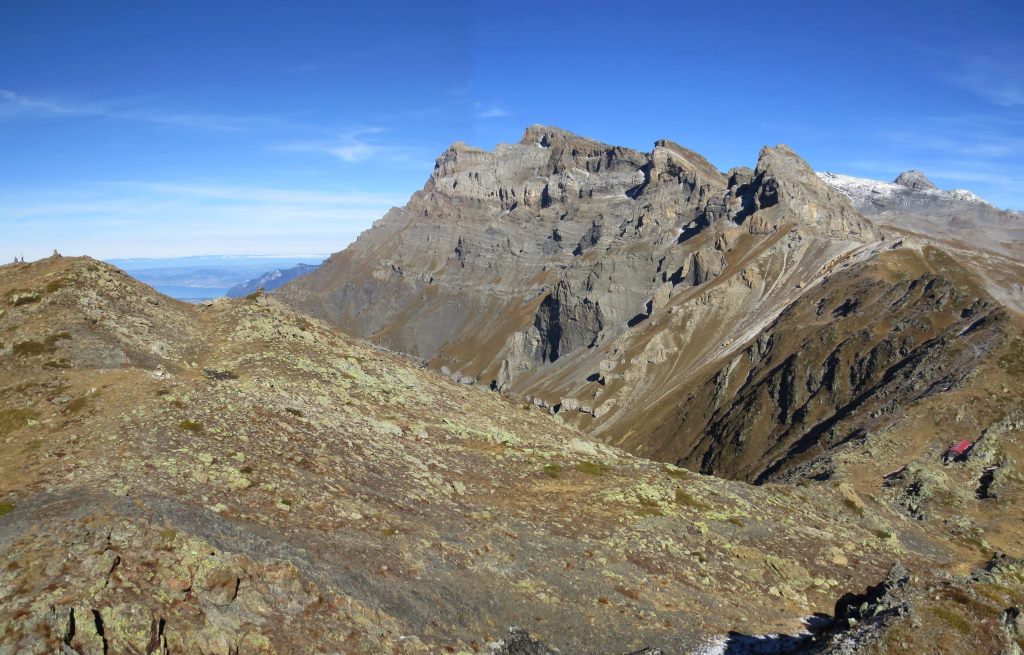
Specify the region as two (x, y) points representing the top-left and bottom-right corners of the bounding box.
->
(946, 54), (1024, 108)
(0, 181), (406, 260)
(445, 86), (470, 98)
(122, 182), (401, 206)
(276, 127), (425, 165)
(0, 89), (301, 132)
(878, 128), (1024, 159)
(474, 102), (511, 119)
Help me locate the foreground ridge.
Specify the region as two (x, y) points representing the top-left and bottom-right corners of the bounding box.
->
(0, 256), (908, 652)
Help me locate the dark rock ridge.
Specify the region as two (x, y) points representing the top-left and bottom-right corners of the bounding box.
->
(641, 248), (1010, 483)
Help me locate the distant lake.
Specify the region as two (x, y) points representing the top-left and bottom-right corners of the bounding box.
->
(106, 255), (327, 302)
(150, 285), (231, 302)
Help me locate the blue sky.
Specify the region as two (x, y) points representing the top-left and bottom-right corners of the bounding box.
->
(1, 0), (1021, 260)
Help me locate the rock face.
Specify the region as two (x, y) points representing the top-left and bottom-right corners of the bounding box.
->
(635, 246), (1010, 482)
(283, 127), (732, 364)
(280, 127), (877, 373)
(278, 128), (895, 467)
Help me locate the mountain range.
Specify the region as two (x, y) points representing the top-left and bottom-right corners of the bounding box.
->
(279, 126), (1022, 483)
(226, 263), (320, 299)
(2, 126), (1022, 654)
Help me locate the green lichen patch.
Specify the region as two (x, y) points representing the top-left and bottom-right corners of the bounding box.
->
(675, 487), (712, 511)
(0, 408), (38, 437)
(635, 498), (664, 517)
(576, 461), (609, 476)
(5, 289), (40, 306)
(542, 463), (563, 478)
(45, 279), (68, 293)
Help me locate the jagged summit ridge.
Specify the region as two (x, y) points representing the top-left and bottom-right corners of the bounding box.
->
(426, 126), (877, 239)
(280, 126), (886, 441)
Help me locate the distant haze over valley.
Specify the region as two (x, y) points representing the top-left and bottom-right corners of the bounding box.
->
(107, 255), (326, 302)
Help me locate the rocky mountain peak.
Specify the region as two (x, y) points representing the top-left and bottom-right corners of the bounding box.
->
(894, 169), (937, 190)
(818, 170), (1022, 268)
(520, 124), (599, 148)
(650, 139), (725, 186)
(740, 144), (880, 241)
(430, 140), (489, 180)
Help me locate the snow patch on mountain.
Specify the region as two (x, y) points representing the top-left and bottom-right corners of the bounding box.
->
(817, 171), (986, 209)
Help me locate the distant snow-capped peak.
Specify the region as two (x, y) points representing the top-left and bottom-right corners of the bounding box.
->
(817, 171), (986, 208)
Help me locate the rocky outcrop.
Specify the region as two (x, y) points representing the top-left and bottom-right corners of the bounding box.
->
(278, 126), (1022, 516)
(533, 279), (605, 363)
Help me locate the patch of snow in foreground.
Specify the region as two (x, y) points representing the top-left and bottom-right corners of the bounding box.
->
(692, 631), (813, 654)
(690, 616), (821, 655)
(690, 637), (727, 655)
